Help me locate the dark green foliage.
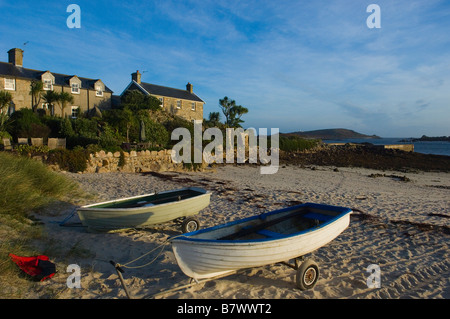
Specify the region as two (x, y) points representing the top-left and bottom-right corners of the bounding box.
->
(47, 148), (89, 173)
(8, 109), (50, 140)
(120, 90), (162, 111)
(218, 96), (248, 128)
(138, 116), (169, 147)
(163, 116), (194, 147)
(118, 150), (126, 167)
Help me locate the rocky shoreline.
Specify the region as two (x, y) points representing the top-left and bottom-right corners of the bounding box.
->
(280, 144), (450, 172)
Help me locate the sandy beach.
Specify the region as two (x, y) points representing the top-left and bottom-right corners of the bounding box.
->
(30, 164), (449, 299)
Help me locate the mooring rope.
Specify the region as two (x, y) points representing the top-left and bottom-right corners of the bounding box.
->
(116, 234), (185, 270)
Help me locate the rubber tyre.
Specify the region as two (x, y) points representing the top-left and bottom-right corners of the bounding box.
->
(296, 259), (319, 290)
(181, 217), (200, 233)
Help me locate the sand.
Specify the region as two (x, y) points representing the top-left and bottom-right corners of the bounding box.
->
(31, 164), (449, 299)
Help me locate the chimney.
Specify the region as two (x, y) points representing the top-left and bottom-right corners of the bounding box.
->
(186, 82), (193, 93)
(132, 70), (141, 84)
(8, 48), (24, 67)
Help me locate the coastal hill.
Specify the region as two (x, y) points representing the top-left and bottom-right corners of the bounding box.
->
(284, 128), (380, 140)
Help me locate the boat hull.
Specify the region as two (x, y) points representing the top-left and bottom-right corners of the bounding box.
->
(77, 187), (211, 230)
(171, 203), (352, 280)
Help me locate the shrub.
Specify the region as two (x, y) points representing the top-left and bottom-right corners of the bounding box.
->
(8, 109), (46, 140)
(141, 117), (169, 147)
(118, 150), (126, 167)
(47, 148), (89, 173)
(16, 144), (50, 156)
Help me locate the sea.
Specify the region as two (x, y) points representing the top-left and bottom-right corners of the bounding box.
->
(324, 138), (450, 157)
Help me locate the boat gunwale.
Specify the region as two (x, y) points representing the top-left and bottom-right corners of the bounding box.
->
(171, 203), (352, 244)
(78, 187), (211, 212)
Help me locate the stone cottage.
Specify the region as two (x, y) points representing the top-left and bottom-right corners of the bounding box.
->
(120, 70), (204, 122)
(0, 48), (113, 117)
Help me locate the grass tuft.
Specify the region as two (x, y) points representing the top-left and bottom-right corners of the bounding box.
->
(0, 152), (83, 298)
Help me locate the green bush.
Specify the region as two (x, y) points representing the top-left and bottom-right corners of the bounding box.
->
(16, 144), (50, 156)
(47, 148), (89, 173)
(8, 109), (47, 140)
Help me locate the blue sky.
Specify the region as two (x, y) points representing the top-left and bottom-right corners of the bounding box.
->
(1, 0), (449, 137)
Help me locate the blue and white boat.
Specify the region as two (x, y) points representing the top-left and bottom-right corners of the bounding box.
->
(170, 203), (352, 289)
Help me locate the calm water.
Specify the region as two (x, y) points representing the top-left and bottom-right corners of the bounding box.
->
(324, 138), (450, 157)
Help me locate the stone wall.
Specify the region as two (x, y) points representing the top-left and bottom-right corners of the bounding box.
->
(85, 149), (187, 173)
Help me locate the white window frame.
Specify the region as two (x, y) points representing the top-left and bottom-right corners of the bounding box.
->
(191, 102), (196, 111)
(176, 100), (182, 109)
(43, 79), (53, 91)
(95, 86), (103, 97)
(159, 97), (164, 108)
(42, 102), (54, 116)
(71, 106), (80, 119)
(4, 78), (15, 90)
(71, 83), (80, 94)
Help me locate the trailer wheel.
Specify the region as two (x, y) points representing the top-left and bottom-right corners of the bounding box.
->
(181, 217), (200, 233)
(296, 259), (319, 290)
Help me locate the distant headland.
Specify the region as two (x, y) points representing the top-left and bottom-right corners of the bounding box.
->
(409, 135), (450, 142)
(284, 128), (380, 140)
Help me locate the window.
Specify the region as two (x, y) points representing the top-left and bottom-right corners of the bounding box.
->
(176, 100), (181, 109)
(71, 106), (80, 119)
(43, 79), (53, 90)
(42, 103), (54, 116)
(96, 86), (103, 97)
(8, 102), (15, 115)
(191, 102), (196, 111)
(4, 78), (15, 90)
(71, 83), (80, 94)
(159, 97), (164, 108)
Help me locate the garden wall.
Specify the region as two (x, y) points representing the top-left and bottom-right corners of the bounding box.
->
(85, 149), (186, 173)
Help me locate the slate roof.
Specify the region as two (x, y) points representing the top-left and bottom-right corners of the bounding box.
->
(0, 61), (113, 93)
(125, 81), (204, 103)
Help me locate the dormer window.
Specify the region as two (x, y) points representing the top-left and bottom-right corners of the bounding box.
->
(43, 79), (53, 90)
(69, 76), (81, 95)
(41, 71), (55, 91)
(96, 86), (103, 97)
(71, 83), (80, 94)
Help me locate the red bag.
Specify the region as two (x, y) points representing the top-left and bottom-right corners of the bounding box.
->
(9, 254), (56, 281)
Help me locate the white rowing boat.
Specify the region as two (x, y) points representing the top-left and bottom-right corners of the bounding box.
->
(170, 202), (352, 289)
(77, 187), (211, 232)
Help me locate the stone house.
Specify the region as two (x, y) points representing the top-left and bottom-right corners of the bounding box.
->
(120, 70), (204, 122)
(0, 48), (113, 118)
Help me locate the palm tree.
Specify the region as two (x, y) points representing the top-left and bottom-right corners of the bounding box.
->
(0, 90), (13, 131)
(219, 96), (248, 128)
(29, 80), (43, 112)
(56, 91), (74, 118)
(41, 90), (59, 116)
(205, 112), (221, 128)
